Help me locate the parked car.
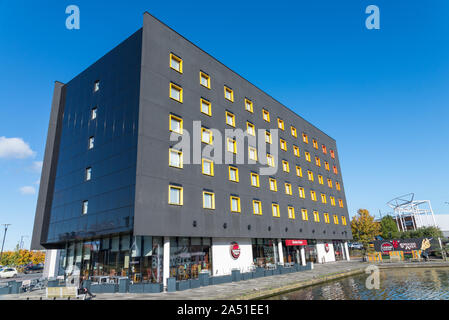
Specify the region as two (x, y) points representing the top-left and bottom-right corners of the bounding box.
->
(349, 243), (364, 250)
(24, 263), (44, 274)
(0, 267), (18, 278)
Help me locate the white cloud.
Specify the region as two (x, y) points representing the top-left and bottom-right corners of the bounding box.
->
(19, 186), (36, 195)
(0, 136), (35, 159)
(31, 160), (43, 172)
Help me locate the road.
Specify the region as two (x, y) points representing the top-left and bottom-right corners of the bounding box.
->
(0, 272), (43, 284)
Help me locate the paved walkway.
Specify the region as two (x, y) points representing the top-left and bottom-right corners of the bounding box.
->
(5, 259), (449, 300)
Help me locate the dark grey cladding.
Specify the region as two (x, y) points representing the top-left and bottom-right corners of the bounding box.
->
(32, 12), (352, 249)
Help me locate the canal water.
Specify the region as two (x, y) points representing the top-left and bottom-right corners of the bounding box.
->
(269, 267), (449, 300)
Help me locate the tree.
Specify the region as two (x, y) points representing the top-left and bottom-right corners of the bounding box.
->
(351, 209), (381, 250)
(398, 226), (443, 239)
(379, 215), (399, 239)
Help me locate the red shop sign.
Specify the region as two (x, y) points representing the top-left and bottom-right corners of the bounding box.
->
(285, 239), (308, 246)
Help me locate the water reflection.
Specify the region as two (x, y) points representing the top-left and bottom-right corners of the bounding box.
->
(269, 267), (449, 300)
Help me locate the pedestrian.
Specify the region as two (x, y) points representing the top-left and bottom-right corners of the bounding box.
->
(78, 275), (95, 299)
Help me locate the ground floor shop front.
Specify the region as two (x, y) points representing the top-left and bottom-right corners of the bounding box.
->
(55, 235), (350, 286)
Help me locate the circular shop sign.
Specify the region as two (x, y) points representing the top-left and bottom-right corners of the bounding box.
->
(381, 242), (394, 253)
(230, 242), (241, 259)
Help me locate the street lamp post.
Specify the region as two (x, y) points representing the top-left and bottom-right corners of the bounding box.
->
(0, 224), (11, 262)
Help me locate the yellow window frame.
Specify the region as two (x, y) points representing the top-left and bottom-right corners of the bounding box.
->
(201, 158), (214, 176)
(269, 178), (277, 192)
(248, 146), (258, 161)
(311, 190), (317, 201)
(169, 82), (183, 103)
(169, 114), (183, 134)
(224, 86), (234, 102)
(280, 139), (287, 151)
(313, 211), (320, 222)
(202, 191), (215, 209)
(252, 200), (262, 215)
(298, 187), (305, 198)
(199, 71), (210, 89)
(228, 166), (239, 182)
(296, 166), (303, 177)
(265, 131), (272, 144)
(272, 203), (280, 218)
(245, 98), (254, 113)
(282, 160), (290, 172)
(168, 185), (183, 205)
(169, 53), (183, 73)
(285, 183), (292, 195)
(288, 206), (295, 219)
(301, 209), (308, 221)
(246, 121), (256, 136)
(227, 138), (237, 153)
(302, 133), (308, 144)
(277, 118), (284, 130)
(225, 111), (235, 127)
(230, 196), (241, 213)
(262, 109), (270, 122)
(168, 148), (183, 169)
(324, 213), (330, 224)
(201, 127), (213, 145)
(200, 98), (212, 116)
(250, 172), (260, 187)
(291, 126), (297, 137)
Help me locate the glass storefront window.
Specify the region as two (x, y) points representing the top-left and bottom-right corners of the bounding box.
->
(304, 240), (317, 263)
(169, 237), (212, 281)
(252, 239), (277, 268)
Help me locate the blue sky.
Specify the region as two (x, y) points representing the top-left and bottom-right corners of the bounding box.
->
(1, 1), (449, 251)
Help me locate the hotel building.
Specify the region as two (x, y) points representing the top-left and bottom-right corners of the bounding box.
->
(32, 13), (352, 286)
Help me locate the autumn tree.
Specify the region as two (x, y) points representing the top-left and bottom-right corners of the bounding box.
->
(351, 209), (381, 250)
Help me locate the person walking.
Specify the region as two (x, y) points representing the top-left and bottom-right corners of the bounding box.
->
(78, 275), (95, 299)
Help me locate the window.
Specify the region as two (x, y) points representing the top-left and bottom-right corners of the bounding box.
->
(288, 206), (295, 219)
(285, 183), (292, 195)
(277, 118), (284, 130)
(280, 139), (287, 151)
(269, 178), (277, 192)
(224, 86), (234, 102)
(248, 146), (258, 161)
(333, 166), (338, 175)
(245, 98), (253, 113)
(168, 185), (183, 205)
(247, 121), (255, 136)
(91, 107), (97, 120)
(199, 71), (210, 88)
(310, 190), (317, 201)
(327, 179), (333, 188)
(169, 83), (183, 103)
(82, 200), (88, 215)
(305, 152), (311, 162)
(202, 158), (214, 176)
(93, 80), (100, 92)
(265, 131), (272, 144)
(272, 203), (280, 218)
(88, 136), (95, 150)
(200, 98), (212, 116)
(324, 213), (330, 224)
(85, 167), (92, 181)
(253, 200), (262, 215)
(312, 139), (318, 149)
(313, 211), (320, 222)
(338, 199), (344, 208)
(229, 166), (239, 182)
(203, 191), (215, 209)
(282, 160), (290, 172)
(296, 166), (303, 177)
(291, 126), (297, 138)
(201, 128), (213, 145)
(301, 209), (308, 221)
(230, 196), (241, 213)
(321, 193), (327, 204)
(293, 145), (300, 157)
(298, 187), (305, 198)
(342, 216), (347, 226)
(169, 149), (183, 168)
(267, 154), (275, 167)
(227, 138), (237, 153)
(169, 53), (183, 73)
(324, 161), (330, 171)
(250, 172), (260, 187)
(330, 196), (336, 206)
(302, 133), (308, 144)
(322, 144), (327, 154)
(315, 157), (321, 167)
(225, 111), (235, 127)
(262, 109), (270, 122)
(330, 149), (335, 159)
(318, 175), (324, 185)
(169, 114), (183, 134)
(333, 215), (339, 225)
(336, 182), (341, 191)
(307, 170), (314, 181)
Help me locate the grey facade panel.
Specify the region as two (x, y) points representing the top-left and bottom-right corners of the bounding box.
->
(134, 13), (351, 240)
(31, 82), (65, 250)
